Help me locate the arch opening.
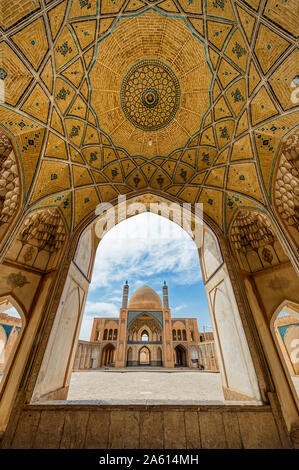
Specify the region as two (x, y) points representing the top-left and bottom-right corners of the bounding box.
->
(139, 346), (151, 366)
(271, 302), (299, 403)
(0, 296), (25, 390)
(174, 345), (187, 367)
(101, 344), (116, 367)
(32, 196), (262, 406)
(141, 331), (149, 342)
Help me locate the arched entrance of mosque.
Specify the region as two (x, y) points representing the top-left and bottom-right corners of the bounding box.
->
(139, 346), (150, 366)
(29, 197), (265, 403)
(0, 296), (25, 390)
(271, 301), (299, 403)
(127, 347), (133, 367)
(175, 345), (187, 367)
(128, 313), (161, 342)
(141, 330), (149, 342)
(101, 344), (115, 367)
(157, 347), (162, 366)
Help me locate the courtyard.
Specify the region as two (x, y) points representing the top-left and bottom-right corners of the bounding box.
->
(67, 370), (224, 403)
(67, 370), (299, 404)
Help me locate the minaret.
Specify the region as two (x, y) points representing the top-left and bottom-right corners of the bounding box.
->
(122, 280), (129, 308)
(162, 281), (169, 309)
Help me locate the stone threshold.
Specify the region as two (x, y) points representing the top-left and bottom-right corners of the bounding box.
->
(72, 368), (220, 373)
(28, 400), (265, 409)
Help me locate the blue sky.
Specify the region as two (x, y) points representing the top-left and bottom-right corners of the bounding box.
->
(79, 212), (212, 340)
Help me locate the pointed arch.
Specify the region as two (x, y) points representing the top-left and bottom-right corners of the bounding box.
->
(139, 346), (151, 365)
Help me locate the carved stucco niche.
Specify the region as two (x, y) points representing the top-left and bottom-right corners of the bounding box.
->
(273, 128), (299, 247)
(0, 130), (20, 240)
(5, 207), (67, 271)
(230, 210), (288, 273)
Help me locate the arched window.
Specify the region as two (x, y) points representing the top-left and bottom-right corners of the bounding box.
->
(139, 346), (150, 364)
(127, 347), (133, 366)
(175, 345), (187, 366)
(108, 329), (113, 340)
(95, 331), (100, 341)
(101, 343), (115, 366)
(113, 329), (118, 340)
(103, 329), (108, 340)
(157, 347), (162, 365)
(190, 331), (194, 341)
(183, 330), (187, 341)
(199, 335), (203, 342)
(0, 300), (24, 388)
(172, 329), (176, 340)
(141, 330), (149, 342)
(177, 329), (181, 341)
(271, 305), (299, 400)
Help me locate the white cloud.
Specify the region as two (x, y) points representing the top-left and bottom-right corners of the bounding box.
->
(79, 300), (119, 340)
(79, 316), (94, 341)
(2, 307), (21, 318)
(105, 295), (122, 303)
(80, 213), (204, 339)
(89, 212), (202, 290)
(172, 304), (187, 314)
(84, 300), (118, 317)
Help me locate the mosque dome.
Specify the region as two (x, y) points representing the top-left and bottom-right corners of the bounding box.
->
(128, 285), (162, 310)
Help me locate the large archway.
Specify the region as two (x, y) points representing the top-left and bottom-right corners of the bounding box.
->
(101, 344), (116, 367)
(0, 193), (297, 447)
(30, 196), (263, 406)
(139, 346), (151, 366)
(0, 297), (24, 388)
(174, 345), (187, 367)
(271, 301), (299, 404)
(157, 347), (162, 367)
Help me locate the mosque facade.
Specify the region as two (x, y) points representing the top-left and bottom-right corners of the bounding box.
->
(74, 282), (218, 370)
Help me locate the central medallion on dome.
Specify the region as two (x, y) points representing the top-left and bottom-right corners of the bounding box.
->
(120, 59), (180, 132)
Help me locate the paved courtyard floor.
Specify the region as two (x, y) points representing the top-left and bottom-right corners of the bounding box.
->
(66, 370), (299, 404)
(67, 370), (225, 403)
(2, 370), (298, 404)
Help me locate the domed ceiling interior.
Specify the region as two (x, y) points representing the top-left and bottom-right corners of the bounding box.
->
(0, 0), (298, 233)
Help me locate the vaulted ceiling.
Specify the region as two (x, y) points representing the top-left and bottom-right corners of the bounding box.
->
(0, 0), (298, 233)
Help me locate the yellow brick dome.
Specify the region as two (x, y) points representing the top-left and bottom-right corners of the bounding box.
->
(128, 285), (162, 310)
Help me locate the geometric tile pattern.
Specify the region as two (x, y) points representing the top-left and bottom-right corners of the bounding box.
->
(0, 0), (298, 232)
